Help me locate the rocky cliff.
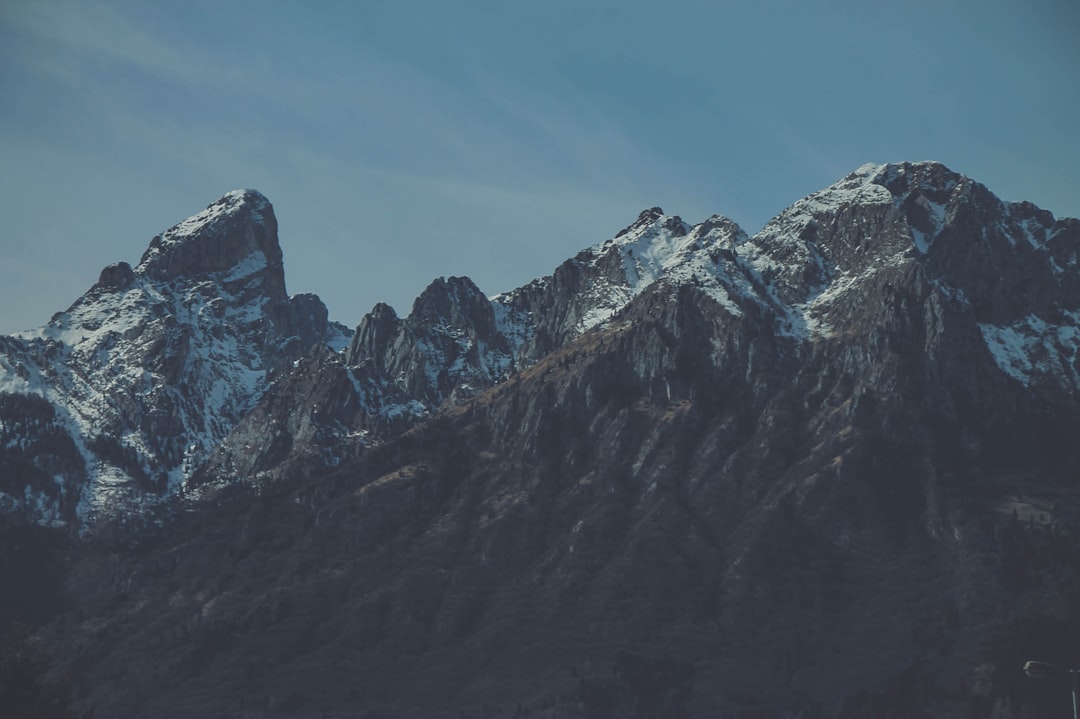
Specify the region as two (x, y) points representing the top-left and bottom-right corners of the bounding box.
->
(0, 190), (348, 526)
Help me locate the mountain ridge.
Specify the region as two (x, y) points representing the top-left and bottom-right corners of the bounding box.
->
(3, 161), (1079, 527)
(4, 161), (1080, 717)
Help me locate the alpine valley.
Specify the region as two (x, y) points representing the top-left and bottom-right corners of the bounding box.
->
(2, 162), (1080, 718)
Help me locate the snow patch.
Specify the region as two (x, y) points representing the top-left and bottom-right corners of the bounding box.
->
(222, 251), (269, 282)
(571, 211), (749, 332)
(980, 311), (1080, 390)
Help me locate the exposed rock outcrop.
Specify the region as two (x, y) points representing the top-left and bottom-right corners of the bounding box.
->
(0, 190), (347, 526)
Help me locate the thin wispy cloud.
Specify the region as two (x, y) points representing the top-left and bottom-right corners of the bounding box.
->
(5, 3), (221, 88)
(0, 1), (1077, 333)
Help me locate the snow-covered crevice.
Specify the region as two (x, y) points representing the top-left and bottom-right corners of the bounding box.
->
(343, 365), (428, 427)
(979, 310), (1080, 392)
(490, 300), (535, 366)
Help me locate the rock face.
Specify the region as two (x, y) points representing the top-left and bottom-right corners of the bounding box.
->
(0, 190), (348, 526)
(195, 198), (765, 488)
(194, 163), (1080, 496)
(4, 163), (1080, 718)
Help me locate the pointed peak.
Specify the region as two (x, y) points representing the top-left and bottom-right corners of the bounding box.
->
(867, 161), (967, 199)
(758, 165), (897, 231)
(814, 161), (966, 199)
(367, 302), (400, 322)
(691, 214), (747, 244)
(93, 261), (135, 292)
(222, 188), (270, 205)
(135, 189), (282, 284)
(159, 189), (272, 243)
(615, 207), (667, 239)
(410, 276), (488, 323)
(852, 162), (885, 177)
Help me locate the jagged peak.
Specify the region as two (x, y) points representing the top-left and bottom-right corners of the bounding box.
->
(93, 261), (135, 292)
(749, 161), (969, 249)
(849, 159), (956, 183)
(134, 189), (283, 285)
(689, 214), (747, 245)
(867, 161), (967, 198)
(409, 275), (492, 328)
(366, 302), (400, 323)
(155, 189), (271, 245)
(614, 206), (676, 239)
(638, 206), (664, 221)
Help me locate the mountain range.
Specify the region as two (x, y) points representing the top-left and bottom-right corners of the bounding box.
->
(2, 161), (1079, 718)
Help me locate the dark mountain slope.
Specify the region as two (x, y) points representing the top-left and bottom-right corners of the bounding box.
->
(45, 277), (1080, 717)
(6, 162), (1080, 718)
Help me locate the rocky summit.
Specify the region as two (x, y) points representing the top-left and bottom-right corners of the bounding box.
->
(2, 162), (1080, 718)
(0, 190), (349, 526)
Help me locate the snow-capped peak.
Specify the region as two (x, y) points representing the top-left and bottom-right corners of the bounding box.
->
(0, 188), (343, 528)
(159, 189), (270, 244)
(613, 207), (678, 239)
(770, 164), (895, 230)
(597, 208), (693, 280)
(6, 164), (1077, 531)
(738, 161), (970, 308)
(532, 207), (750, 332)
(166, 188), (270, 236)
(136, 189), (279, 280)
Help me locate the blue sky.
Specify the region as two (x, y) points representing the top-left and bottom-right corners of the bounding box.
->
(1, 1), (1078, 334)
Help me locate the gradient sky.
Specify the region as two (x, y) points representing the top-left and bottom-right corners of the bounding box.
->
(1, 1), (1078, 334)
